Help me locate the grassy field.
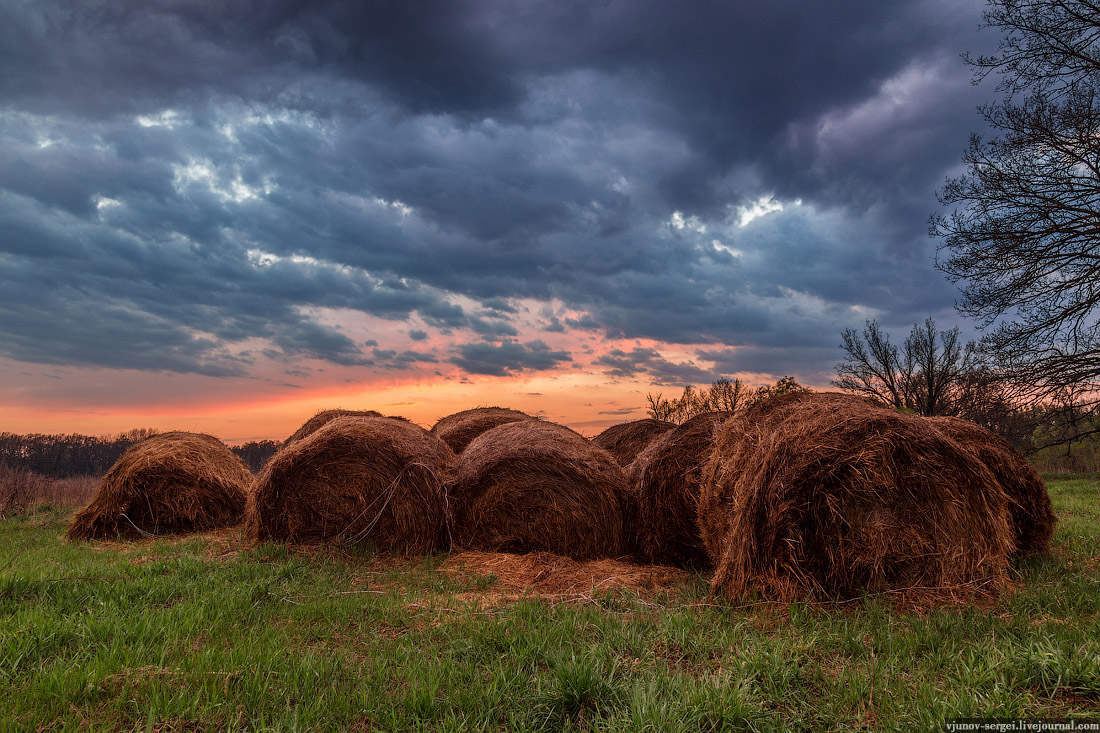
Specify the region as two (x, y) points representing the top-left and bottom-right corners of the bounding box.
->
(1, 479), (1098, 732)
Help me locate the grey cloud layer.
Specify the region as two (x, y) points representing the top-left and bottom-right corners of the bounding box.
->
(0, 0), (993, 382)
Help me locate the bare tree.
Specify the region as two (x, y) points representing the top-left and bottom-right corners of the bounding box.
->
(931, 0), (1100, 429)
(833, 318), (975, 417)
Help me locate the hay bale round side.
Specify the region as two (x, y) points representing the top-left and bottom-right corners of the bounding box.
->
(699, 400), (1014, 603)
(593, 419), (676, 467)
(928, 416), (1055, 557)
(430, 407), (534, 453)
(451, 420), (628, 560)
(628, 411), (731, 567)
(284, 409), (383, 446)
(247, 416), (455, 552)
(67, 432), (250, 541)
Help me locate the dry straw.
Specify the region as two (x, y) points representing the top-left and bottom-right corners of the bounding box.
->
(699, 397), (1014, 603)
(450, 420), (629, 560)
(927, 415), (1055, 556)
(283, 409), (383, 447)
(628, 411), (731, 567)
(67, 431), (250, 541)
(430, 407), (533, 454)
(593, 418), (676, 467)
(246, 416), (456, 553)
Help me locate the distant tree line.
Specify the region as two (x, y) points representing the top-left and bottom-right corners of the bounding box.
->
(0, 429), (280, 477)
(645, 376), (809, 424)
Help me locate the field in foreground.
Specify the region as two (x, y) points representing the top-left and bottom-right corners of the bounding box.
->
(1, 480), (1098, 732)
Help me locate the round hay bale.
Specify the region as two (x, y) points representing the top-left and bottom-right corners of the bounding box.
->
(593, 418), (676, 467)
(628, 411), (731, 567)
(284, 409), (383, 446)
(450, 420), (628, 560)
(430, 407), (534, 453)
(928, 416), (1055, 557)
(699, 399), (1014, 602)
(66, 432), (250, 541)
(247, 416), (455, 552)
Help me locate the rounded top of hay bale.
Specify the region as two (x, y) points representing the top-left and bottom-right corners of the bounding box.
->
(739, 390), (886, 424)
(628, 410), (732, 567)
(430, 406), (534, 453)
(247, 416), (456, 552)
(592, 418), (676, 467)
(927, 416), (1055, 556)
(700, 399), (1013, 603)
(451, 420), (628, 560)
(284, 409), (383, 446)
(67, 431), (251, 541)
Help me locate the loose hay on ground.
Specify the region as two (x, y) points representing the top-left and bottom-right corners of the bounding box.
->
(928, 415), (1056, 557)
(246, 416), (456, 553)
(699, 398), (1014, 604)
(628, 411), (731, 568)
(67, 431), (251, 541)
(592, 418), (676, 467)
(440, 550), (689, 598)
(283, 409), (383, 447)
(430, 407), (534, 454)
(450, 420), (629, 560)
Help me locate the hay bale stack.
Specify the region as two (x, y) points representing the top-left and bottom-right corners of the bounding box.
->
(247, 416), (455, 552)
(430, 407), (534, 453)
(451, 420), (628, 560)
(284, 409), (383, 446)
(67, 432), (250, 541)
(928, 416), (1055, 557)
(628, 411), (732, 567)
(593, 418), (676, 467)
(699, 399), (1014, 602)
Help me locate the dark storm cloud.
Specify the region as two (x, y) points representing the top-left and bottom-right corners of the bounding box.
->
(449, 340), (573, 377)
(595, 347), (716, 386)
(0, 0), (998, 381)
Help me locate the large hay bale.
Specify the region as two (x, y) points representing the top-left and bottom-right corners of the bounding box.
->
(928, 416), (1055, 557)
(450, 420), (628, 560)
(628, 411), (731, 567)
(430, 406), (534, 453)
(247, 416), (455, 552)
(67, 432), (250, 541)
(284, 409), (383, 446)
(699, 399), (1014, 602)
(593, 418), (676, 467)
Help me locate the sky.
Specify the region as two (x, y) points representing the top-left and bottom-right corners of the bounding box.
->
(0, 0), (1002, 442)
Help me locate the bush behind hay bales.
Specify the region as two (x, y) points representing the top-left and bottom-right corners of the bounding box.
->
(628, 411), (731, 567)
(430, 407), (534, 454)
(593, 419), (676, 467)
(67, 432), (250, 541)
(283, 409), (383, 447)
(451, 421), (628, 560)
(247, 416), (455, 552)
(699, 400), (1014, 603)
(928, 416), (1055, 557)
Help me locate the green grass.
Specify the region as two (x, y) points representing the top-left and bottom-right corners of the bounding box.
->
(2, 480), (1099, 731)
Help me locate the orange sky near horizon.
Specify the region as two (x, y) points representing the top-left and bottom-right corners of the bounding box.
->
(0, 365), (829, 444)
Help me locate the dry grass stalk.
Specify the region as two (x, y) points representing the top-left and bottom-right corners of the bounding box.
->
(927, 415), (1056, 556)
(450, 420), (629, 560)
(593, 418), (676, 467)
(627, 411), (731, 567)
(699, 398), (1014, 603)
(67, 432), (250, 541)
(246, 416), (456, 553)
(430, 407), (533, 454)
